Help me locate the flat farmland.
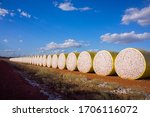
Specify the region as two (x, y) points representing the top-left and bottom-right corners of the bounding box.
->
(0, 59), (150, 100)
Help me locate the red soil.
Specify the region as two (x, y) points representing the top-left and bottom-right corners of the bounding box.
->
(55, 68), (150, 93)
(0, 60), (48, 100)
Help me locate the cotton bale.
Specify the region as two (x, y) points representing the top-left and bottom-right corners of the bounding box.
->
(33, 56), (36, 65)
(29, 56), (32, 64)
(115, 48), (150, 80)
(46, 55), (52, 67)
(58, 53), (68, 70)
(77, 51), (96, 73)
(34, 56), (37, 65)
(66, 52), (79, 71)
(34, 56), (38, 65)
(93, 50), (117, 76)
(52, 54), (58, 68)
(31, 56), (34, 64)
(36, 56), (40, 66)
(39, 55), (43, 66)
(42, 55), (47, 67)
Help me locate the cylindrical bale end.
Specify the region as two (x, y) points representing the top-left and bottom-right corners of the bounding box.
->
(77, 51), (96, 73)
(46, 55), (52, 67)
(66, 52), (79, 71)
(115, 48), (150, 80)
(42, 55), (47, 67)
(93, 50), (118, 76)
(58, 53), (68, 70)
(52, 54), (58, 68)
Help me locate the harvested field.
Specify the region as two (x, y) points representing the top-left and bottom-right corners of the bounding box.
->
(2, 58), (150, 100)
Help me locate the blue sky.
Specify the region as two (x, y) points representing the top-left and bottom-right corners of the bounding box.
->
(0, 0), (150, 57)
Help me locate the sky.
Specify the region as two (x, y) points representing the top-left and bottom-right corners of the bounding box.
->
(0, 0), (150, 57)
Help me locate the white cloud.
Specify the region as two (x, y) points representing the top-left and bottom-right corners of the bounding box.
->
(40, 39), (88, 50)
(100, 31), (150, 44)
(17, 8), (31, 18)
(0, 8), (15, 17)
(0, 8), (17, 20)
(20, 11), (31, 18)
(79, 7), (92, 11)
(0, 8), (9, 16)
(122, 6), (150, 26)
(3, 39), (8, 43)
(54, 1), (92, 11)
(58, 2), (77, 11)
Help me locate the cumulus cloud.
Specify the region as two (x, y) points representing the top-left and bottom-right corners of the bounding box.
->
(58, 2), (77, 11)
(0, 7), (31, 19)
(54, 1), (92, 11)
(0, 7), (16, 18)
(100, 31), (150, 44)
(0, 8), (9, 16)
(17, 8), (31, 18)
(122, 6), (150, 26)
(40, 39), (88, 50)
(20, 11), (31, 18)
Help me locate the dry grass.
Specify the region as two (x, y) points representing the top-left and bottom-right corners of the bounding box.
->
(10, 62), (149, 100)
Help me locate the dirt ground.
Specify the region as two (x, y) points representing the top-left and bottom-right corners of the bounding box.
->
(0, 60), (48, 100)
(52, 67), (150, 93)
(1, 58), (150, 100)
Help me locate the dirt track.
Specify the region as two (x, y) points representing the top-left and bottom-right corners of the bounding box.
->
(0, 60), (48, 100)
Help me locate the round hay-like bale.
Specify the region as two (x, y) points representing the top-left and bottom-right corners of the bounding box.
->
(29, 57), (31, 64)
(31, 56), (34, 64)
(115, 48), (150, 80)
(42, 55), (47, 67)
(46, 55), (52, 67)
(36, 56), (40, 66)
(35, 56), (38, 65)
(66, 52), (79, 71)
(58, 53), (68, 70)
(33, 56), (36, 65)
(52, 54), (58, 68)
(77, 51), (96, 73)
(93, 50), (117, 76)
(39, 55), (43, 66)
